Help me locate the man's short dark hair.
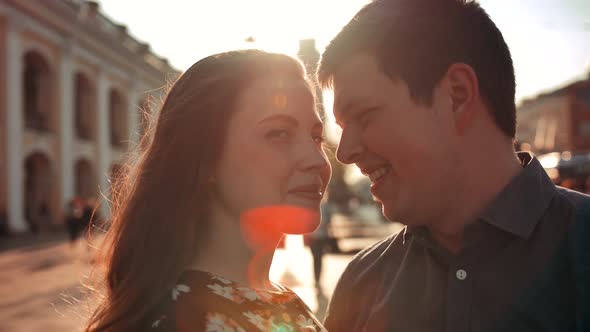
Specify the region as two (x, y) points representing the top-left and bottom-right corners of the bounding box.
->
(318, 0), (516, 138)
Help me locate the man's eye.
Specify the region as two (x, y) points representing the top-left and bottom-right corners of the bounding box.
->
(358, 108), (378, 127)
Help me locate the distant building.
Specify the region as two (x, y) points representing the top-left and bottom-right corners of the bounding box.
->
(0, 0), (180, 233)
(517, 77), (590, 155)
(297, 39), (325, 118)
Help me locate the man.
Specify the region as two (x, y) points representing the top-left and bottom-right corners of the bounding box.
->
(317, 0), (590, 331)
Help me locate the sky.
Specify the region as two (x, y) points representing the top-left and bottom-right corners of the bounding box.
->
(96, 0), (590, 182)
(97, 0), (590, 103)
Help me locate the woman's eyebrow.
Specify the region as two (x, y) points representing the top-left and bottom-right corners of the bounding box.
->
(257, 114), (299, 127)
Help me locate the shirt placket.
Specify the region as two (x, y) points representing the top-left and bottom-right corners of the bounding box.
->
(445, 258), (472, 332)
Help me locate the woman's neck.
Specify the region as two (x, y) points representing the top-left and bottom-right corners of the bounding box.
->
(187, 207), (281, 291)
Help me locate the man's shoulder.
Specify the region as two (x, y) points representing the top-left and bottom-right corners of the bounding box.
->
(555, 186), (590, 210)
(344, 227), (408, 275)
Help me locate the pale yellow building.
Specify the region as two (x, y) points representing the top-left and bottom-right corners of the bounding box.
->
(0, 0), (180, 233)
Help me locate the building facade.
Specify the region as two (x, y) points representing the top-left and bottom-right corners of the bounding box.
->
(297, 39), (325, 118)
(0, 0), (179, 233)
(517, 77), (590, 155)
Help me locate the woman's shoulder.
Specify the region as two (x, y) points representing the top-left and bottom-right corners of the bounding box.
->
(147, 270), (325, 331)
(146, 270), (213, 330)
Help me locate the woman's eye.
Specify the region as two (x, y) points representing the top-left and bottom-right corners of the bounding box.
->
(313, 134), (326, 145)
(266, 129), (291, 140)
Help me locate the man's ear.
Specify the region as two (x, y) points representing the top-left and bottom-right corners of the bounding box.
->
(445, 63), (479, 135)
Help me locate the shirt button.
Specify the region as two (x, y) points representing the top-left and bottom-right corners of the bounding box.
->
(456, 269), (467, 280)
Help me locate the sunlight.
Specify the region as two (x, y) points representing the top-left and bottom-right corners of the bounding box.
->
(98, 0), (590, 104)
(97, 0), (368, 70)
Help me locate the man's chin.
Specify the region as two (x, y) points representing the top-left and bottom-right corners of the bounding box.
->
(382, 204), (410, 225)
(382, 212), (400, 223)
(380, 202), (398, 221)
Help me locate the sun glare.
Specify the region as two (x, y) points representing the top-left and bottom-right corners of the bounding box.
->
(98, 0), (368, 70)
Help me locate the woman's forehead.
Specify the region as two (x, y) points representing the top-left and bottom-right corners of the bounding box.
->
(237, 77), (315, 116)
(243, 76), (311, 97)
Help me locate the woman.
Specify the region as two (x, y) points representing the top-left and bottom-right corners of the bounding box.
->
(86, 50), (331, 331)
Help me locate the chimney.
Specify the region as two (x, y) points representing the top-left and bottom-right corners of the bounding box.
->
(297, 39), (320, 78)
(85, 1), (99, 19)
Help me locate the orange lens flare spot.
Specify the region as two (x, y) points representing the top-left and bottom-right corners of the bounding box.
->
(241, 205), (319, 249)
(242, 206), (319, 289)
(273, 94), (288, 110)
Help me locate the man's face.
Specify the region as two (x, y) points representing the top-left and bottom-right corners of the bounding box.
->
(332, 53), (459, 226)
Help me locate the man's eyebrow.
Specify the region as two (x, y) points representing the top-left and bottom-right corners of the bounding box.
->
(333, 97), (374, 126)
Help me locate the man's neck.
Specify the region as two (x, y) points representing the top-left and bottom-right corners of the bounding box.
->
(428, 142), (523, 254)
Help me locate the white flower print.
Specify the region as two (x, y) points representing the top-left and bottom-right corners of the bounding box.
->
(206, 313), (246, 332)
(236, 287), (259, 301)
(212, 275), (232, 285)
(255, 290), (274, 303)
(243, 311), (267, 331)
(171, 284), (191, 301)
(208, 283), (242, 303)
(296, 315), (316, 330)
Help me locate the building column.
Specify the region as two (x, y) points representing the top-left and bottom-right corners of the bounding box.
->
(59, 42), (74, 220)
(96, 70), (111, 219)
(5, 20), (26, 232)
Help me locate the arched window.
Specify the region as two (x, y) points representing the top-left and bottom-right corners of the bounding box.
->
(23, 51), (52, 131)
(75, 159), (97, 199)
(24, 152), (53, 232)
(74, 73), (95, 140)
(109, 89), (128, 148)
(138, 97), (150, 138)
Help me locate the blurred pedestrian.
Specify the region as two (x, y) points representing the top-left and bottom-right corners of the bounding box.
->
(0, 209), (7, 236)
(38, 202), (51, 231)
(86, 50), (331, 331)
(81, 198), (100, 237)
(65, 198), (83, 247)
(308, 194), (333, 292)
(25, 206), (38, 234)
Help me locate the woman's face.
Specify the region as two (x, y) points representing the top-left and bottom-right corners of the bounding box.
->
(211, 76), (331, 235)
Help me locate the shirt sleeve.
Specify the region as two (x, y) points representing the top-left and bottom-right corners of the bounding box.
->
(323, 258), (357, 331)
(323, 233), (400, 332)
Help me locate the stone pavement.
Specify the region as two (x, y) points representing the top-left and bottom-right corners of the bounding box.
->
(0, 234), (385, 331)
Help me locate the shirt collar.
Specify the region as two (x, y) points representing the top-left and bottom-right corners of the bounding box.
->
(404, 152), (557, 243)
(478, 152), (557, 239)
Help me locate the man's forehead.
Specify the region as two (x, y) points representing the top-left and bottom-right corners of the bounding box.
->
(333, 79), (373, 115)
(330, 53), (385, 117)
(332, 55), (379, 93)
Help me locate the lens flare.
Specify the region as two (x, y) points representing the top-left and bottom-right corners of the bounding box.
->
(273, 93), (288, 110)
(241, 205), (319, 249)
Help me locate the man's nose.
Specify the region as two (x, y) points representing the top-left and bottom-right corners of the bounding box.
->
(336, 128), (363, 165)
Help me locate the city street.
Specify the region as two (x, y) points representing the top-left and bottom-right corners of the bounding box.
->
(0, 234), (380, 331)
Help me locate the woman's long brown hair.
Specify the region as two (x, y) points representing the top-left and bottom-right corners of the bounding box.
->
(86, 50), (307, 331)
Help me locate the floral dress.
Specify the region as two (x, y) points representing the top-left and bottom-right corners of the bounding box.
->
(144, 270), (327, 332)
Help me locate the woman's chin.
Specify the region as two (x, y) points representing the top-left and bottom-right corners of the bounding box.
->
(282, 219), (320, 235)
(241, 205), (320, 243)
